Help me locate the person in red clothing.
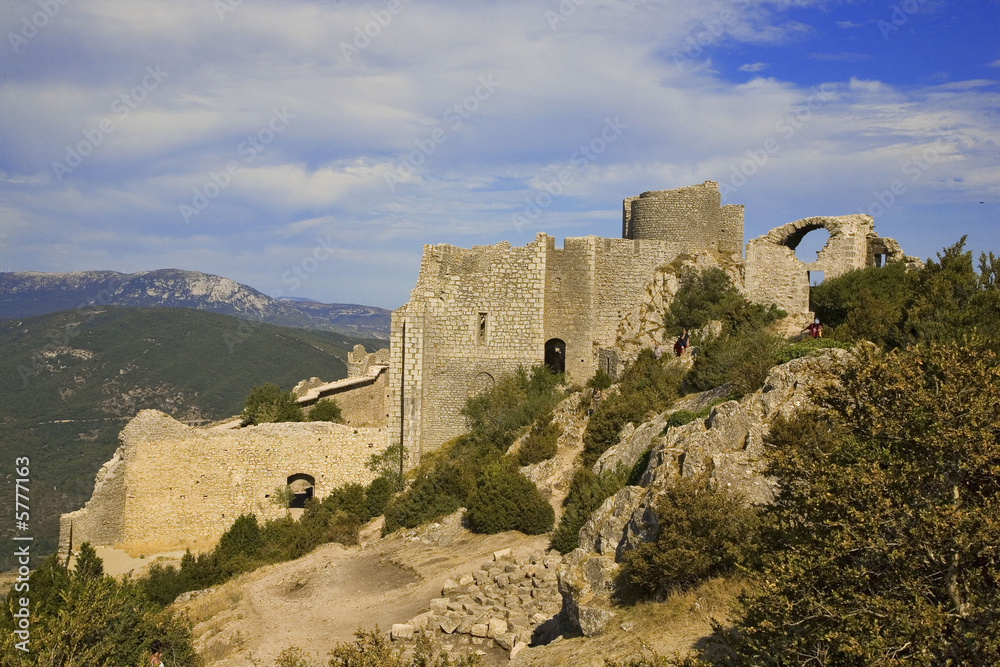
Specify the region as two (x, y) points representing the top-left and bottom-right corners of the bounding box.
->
(805, 318), (823, 338)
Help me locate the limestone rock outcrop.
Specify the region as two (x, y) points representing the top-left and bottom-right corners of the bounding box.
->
(581, 348), (852, 561)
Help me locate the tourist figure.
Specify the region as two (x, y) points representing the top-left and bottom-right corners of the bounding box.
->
(805, 318), (823, 338)
(150, 640), (166, 666)
(674, 329), (689, 356)
(653, 341), (663, 359)
(591, 387), (602, 415)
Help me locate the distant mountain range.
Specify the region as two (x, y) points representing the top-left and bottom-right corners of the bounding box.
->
(0, 269), (391, 339)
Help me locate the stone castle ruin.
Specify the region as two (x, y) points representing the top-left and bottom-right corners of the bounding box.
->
(388, 181), (916, 462)
(61, 181), (916, 553)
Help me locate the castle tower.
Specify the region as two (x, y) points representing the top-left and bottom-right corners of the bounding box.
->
(622, 181), (743, 259)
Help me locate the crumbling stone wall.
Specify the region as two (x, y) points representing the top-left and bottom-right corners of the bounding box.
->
(389, 223), (743, 461)
(59, 410), (388, 553)
(745, 214), (916, 317)
(622, 181), (744, 256)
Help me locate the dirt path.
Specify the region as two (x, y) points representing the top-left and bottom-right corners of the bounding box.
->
(182, 513), (551, 666)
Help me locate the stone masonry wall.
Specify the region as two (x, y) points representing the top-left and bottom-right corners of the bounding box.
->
(544, 236), (598, 384)
(390, 238), (548, 461)
(745, 214), (883, 317)
(328, 371), (387, 427)
(60, 410), (388, 553)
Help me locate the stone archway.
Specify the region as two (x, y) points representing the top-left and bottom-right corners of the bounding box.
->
(286, 473), (315, 509)
(745, 215), (877, 318)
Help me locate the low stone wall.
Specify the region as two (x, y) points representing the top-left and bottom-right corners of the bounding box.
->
(60, 410), (388, 554)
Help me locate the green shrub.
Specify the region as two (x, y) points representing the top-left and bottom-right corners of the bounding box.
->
(240, 383), (303, 425)
(216, 513), (264, 562)
(685, 329), (784, 397)
(587, 368), (613, 390)
(462, 365), (563, 450)
(365, 476), (394, 518)
(385, 366), (564, 532)
(550, 467), (629, 554)
(465, 461), (554, 535)
(774, 336), (852, 363)
(308, 398), (343, 422)
(662, 267), (743, 333)
(1, 551), (198, 666)
(665, 409), (698, 429)
(517, 415), (561, 466)
(620, 475), (760, 597)
(382, 436), (487, 532)
(582, 350), (683, 466)
(716, 342), (1000, 665)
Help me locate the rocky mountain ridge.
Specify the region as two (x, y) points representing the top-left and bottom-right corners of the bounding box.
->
(0, 269), (390, 339)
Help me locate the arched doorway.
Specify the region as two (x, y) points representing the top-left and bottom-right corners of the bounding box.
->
(544, 338), (566, 375)
(286, 473), (315, 509)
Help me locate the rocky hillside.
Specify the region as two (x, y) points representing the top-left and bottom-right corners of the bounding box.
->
(0, 269), (391, 339)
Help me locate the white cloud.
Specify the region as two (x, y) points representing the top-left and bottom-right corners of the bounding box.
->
(0, 0), (996, 306)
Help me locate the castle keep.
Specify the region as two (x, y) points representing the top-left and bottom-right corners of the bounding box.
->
(61, 181), (916, 552)
(388, 181), (915, 462)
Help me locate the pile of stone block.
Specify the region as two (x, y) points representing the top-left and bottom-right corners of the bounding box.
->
(391, 548), (563, 656)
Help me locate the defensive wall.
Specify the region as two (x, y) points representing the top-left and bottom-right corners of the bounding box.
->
(60, 410), (388, 554)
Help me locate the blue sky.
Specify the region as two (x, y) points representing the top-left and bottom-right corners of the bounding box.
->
(0, 0), (997, 309)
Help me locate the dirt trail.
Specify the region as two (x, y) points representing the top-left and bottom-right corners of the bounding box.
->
(181, 514), (550, 666)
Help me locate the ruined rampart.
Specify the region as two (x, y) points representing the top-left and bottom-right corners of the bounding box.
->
(60, 410), (388, 554)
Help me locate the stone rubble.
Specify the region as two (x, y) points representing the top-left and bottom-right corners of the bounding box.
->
(392, 548), (564, 657)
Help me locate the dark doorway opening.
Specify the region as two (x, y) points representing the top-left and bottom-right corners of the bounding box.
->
(287, 473), (315, 509)
(544, 338), (566, 375)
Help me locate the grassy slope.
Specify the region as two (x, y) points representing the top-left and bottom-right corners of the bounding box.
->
(0, 307), (382, 568)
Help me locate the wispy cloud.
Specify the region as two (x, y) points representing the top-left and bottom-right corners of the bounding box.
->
(738, 62), (768, 73)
